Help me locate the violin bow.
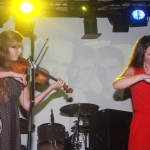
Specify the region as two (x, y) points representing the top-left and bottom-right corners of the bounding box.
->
(34, 38), (49, 64)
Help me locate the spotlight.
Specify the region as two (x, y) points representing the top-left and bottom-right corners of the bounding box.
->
(130, 7), (148, 27)
(67, 0), (97, 17)
(108, 12), (129, 32)
(132, 9), (145, 20)
(12, 0), (42, 17)
(81, 6), (88, 13)
(20, 1), (34, 14)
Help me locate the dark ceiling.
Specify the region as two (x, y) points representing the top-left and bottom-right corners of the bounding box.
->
(0, 0), (150, 18)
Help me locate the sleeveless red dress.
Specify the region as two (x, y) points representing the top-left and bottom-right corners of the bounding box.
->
(129, 67), (150, 150)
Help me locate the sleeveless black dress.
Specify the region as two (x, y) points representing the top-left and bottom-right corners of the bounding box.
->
(0, 78), (22, 150)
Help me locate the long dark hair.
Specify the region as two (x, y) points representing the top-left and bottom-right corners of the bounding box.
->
(0, 30), (23, 102)
(127, 35), (150, 69)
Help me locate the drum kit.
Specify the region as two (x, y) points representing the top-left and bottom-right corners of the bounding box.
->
(20, 103), (100, 150)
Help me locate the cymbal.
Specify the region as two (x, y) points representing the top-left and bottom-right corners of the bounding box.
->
(20, 118), (35, 134)
(71, 125), (100, 133)
(60, 103), (99, 115)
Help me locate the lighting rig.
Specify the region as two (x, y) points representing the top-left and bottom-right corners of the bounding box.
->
(0, 0), (150, 38)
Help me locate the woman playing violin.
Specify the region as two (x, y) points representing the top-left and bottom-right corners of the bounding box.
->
(0, 30), (65, 150)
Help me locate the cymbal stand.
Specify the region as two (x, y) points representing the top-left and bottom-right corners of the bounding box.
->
(81, 115), (90, 150)
(71, 115), (82, 150)
(83, 132), (88, 150)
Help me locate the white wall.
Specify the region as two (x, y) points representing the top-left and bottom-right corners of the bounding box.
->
(1, 16), (150, 150)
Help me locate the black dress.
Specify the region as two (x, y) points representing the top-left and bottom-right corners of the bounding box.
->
(0, 78), (22, 150)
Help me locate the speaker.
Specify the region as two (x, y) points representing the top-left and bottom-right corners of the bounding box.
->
(82, 15), (101, 39)
(89, 109), (133, 150)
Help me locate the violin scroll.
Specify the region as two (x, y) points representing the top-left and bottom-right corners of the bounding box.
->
(63, 84), (73, 93)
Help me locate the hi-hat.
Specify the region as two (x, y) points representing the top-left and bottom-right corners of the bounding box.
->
(60, 103), (99, 115)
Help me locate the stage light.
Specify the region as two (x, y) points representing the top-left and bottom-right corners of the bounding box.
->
(67, 0), (97, 17)
(20, 1), (34, 14)
(78, 4), (90, 15)
(81, 6), (88, 13)
(132, 9), (145, 20)
(11, 0), (42, 18)
(130, 7), (148, 27)
(108, 12), (129, 32)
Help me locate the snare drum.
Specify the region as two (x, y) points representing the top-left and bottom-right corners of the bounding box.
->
(37, 123), (66, 150)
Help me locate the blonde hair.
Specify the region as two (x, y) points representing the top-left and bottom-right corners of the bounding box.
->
(0, 30), (23, 102)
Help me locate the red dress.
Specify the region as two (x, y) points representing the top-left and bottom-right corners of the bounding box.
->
(129, 67), (150, 150)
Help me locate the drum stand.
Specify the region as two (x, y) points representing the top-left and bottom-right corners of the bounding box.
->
(83, 132), (88, 150)
(71, 115), (82, 150)
(81, 115), (90, 150)
(71, 114), (90, 150)
(60, 103), (100, 150)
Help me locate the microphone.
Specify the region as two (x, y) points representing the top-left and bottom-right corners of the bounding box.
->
(51, 109), (54, 124)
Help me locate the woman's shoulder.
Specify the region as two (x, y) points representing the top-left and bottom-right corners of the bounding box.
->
(124, 66), (142, 76)
(122, 66), (134, 76)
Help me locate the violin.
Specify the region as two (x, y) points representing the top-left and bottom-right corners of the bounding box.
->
(11, 57), (73, 93)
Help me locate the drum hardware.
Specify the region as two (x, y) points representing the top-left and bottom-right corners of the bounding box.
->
(81, 114), (93, 150)
(64, 131), (69, 139)
(70, 120), (82, 150)
(51, 109), (57, 149)
(59, 103), (99, 115)
(37, 123), (66, 150)
(72, 114), (100, 133)
(60, 103), (100, 150)
(20, 118), (35, 134)
(81, 112), (100, 150)
(64, 131), (70, 143)
(37, 110), (67, 150)
(54, 140), (57, 150)
(71, 125), (100, 133)
(69, 134), (82, 150)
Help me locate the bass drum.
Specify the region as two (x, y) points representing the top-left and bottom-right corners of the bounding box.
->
(37, 123), (66, 150)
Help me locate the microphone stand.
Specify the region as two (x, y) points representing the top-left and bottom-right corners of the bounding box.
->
(26, 21), (36, 150)
(51, 109), (57, 149)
